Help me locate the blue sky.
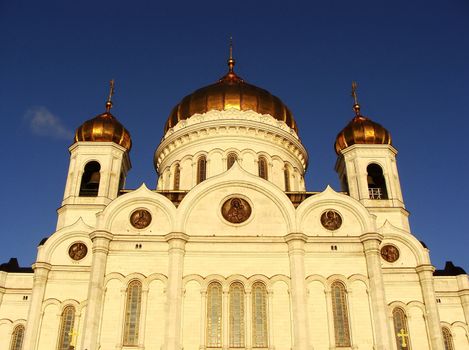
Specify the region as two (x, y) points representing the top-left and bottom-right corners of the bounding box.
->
(0, 0), (468, 270)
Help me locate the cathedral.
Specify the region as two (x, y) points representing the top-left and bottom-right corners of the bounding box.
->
(0, 49), (468, 350)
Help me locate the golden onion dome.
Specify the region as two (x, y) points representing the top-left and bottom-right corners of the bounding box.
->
(334, 103), (392, 154)
(74, 81), (132, 151)
(164, 50), (297, 133)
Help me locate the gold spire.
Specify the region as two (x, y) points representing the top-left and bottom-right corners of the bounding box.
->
(105, 79), (115, 112)
(351, 81), (360, 115)
(227, 36), (235, 72)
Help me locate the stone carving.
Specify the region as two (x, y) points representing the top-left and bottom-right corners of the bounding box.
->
(320, 210), (343, 230)
(130, 209), (152, 229)
(381, 245), (400, 262)
(222, 197), (252, 224)
(69, 242), (88, 261)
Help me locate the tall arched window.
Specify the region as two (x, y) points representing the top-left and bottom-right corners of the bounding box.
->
(331, 281), (351, 347)
(252, 282), (268, 348)
(442, 327), (454, 350)
(227, 152), (238, 169)
(230, 282), (245, 348)
(367, 163), (388, 199)
(79, 161), (101, 196)
(284, 166), (291, 192)
(57, 305), (75, 350)
(173, 163), (181, 190)
(123, 280), (142, 346)
(207, 282), (223, 347)
(9, 325), (25, 350)
(197, 156), (207, 184)
(392, 307), (411, 350)
(258, 156), (268, 180)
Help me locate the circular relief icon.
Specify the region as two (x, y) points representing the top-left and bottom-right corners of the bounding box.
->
(221, 197), (252, 224)
(381, 244), (400, 262)
(130, 209), (152, 229)
(320, 210), (343, 230)
(69, 242), (88, 261)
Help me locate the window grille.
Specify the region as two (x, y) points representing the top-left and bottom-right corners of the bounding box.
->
(258, 157), (268, 180)
(207, 282), (223, 347)
(284, 166), (290, 192)
(229, 282), (245, 347)
(252, 282), (268, 348)
(123, 280), (142, 346)
(197, 156), (207, 184)
(174, 163), (181, 190)
(331, 282), (351, 347)
(9, 325), (25, 350)
(442, 327), (454, 350)
(57, 305), (75, 350)
(392, 307), (411, 350)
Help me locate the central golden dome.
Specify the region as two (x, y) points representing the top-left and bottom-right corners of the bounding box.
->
(164, 58), (297, 133)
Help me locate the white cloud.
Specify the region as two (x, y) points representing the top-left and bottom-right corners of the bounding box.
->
(25, 106), (74, 140)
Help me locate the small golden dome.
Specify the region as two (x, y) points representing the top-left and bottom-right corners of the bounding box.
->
(334, 106), (392, 154)
(74, 80), (132, 151)
(164, 51), (297, 133)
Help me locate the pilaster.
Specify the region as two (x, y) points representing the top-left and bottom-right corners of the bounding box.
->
(360, 232), (393, 350)
(284, 233), (312, 350)
(163, 232), (189, 350)
(456, 275), (469, 325)
(80, 230), (113, 350)
(415, 264), (445, 350)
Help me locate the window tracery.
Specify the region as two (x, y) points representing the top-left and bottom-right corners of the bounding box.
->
(9, 325), (25, 350)
(331, 281), (351, 347)
(207, 282), (223, 347)
(123, 280), (142, 346)
(442, 327), (454, 350)
(57, 305), (75, 350)
(392, 307), (411, 350)
(229, 282), (245, 347)
(252, 282), (268, 348)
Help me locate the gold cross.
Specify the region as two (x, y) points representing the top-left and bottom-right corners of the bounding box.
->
(397, 328), (409, 348)
(105, 79), (115, 112)
(68, 329), (78, 347)
(351, 81), (359, 105)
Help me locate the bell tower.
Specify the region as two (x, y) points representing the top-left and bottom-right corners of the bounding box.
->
(334, 82), (408, 230)
(58, 80), (132, 229)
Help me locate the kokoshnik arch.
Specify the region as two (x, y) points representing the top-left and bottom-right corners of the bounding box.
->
(0, 47), (468, 350)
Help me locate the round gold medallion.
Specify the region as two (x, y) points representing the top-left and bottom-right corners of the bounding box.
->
(68, 242), (88, 261)
(381, 245), (399, 262)
(130, 209), (152, 229)
(221, 197), (252, 224)
(320, 210), (342, 230)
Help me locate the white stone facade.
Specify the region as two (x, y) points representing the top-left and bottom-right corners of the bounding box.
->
(0, 106), (468, 350)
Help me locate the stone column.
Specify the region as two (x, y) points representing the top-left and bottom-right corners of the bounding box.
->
(23, 262), (51, 350)
(138, 287), (149, 348)
(456, 275), (469, 325)
(324, 288), (335, 349)
(360, 233), (393, 350)
(222, 288), (229, 349)
(246, 289), (252, 350)
(284, 233), (312, 350)
(80, 230), (113, 350)
(416, 264), (445, 350)
(199, 290), (207, 350)
(163, 232), (189, 350)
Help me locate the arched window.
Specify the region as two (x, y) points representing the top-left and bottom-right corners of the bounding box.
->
(9, 325), (25, 350)
(331, 281), (351, 347)
(230, 282), (245, 348)
(197, 156), (207, 184)
(252, 282), (268, 348)
(123, 280), (142, 346)
(367, 163), (388, 199)
(57, 305), (75, 350)
(258, 156), (268, 180)
(392, 307), (411, 350)
(227, 152), (238, 169)
(284, 166), (291, 192)
(173, 163), (181, 190)
(207, 282), (222, 347)
(442, 327), (454, 350)
(79, 161), (101, 197)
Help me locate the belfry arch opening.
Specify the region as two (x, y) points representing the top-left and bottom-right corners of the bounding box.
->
(79, 161), (101, 197)
(367, 163), (388, 199)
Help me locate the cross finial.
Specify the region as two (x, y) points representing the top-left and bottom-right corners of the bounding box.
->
(228, 36), (235, 73)
(68, 329), (79, 348)
(105, 79), (115, 112)
(351, 81), (361, 115)
(397, 328), (409, 348)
